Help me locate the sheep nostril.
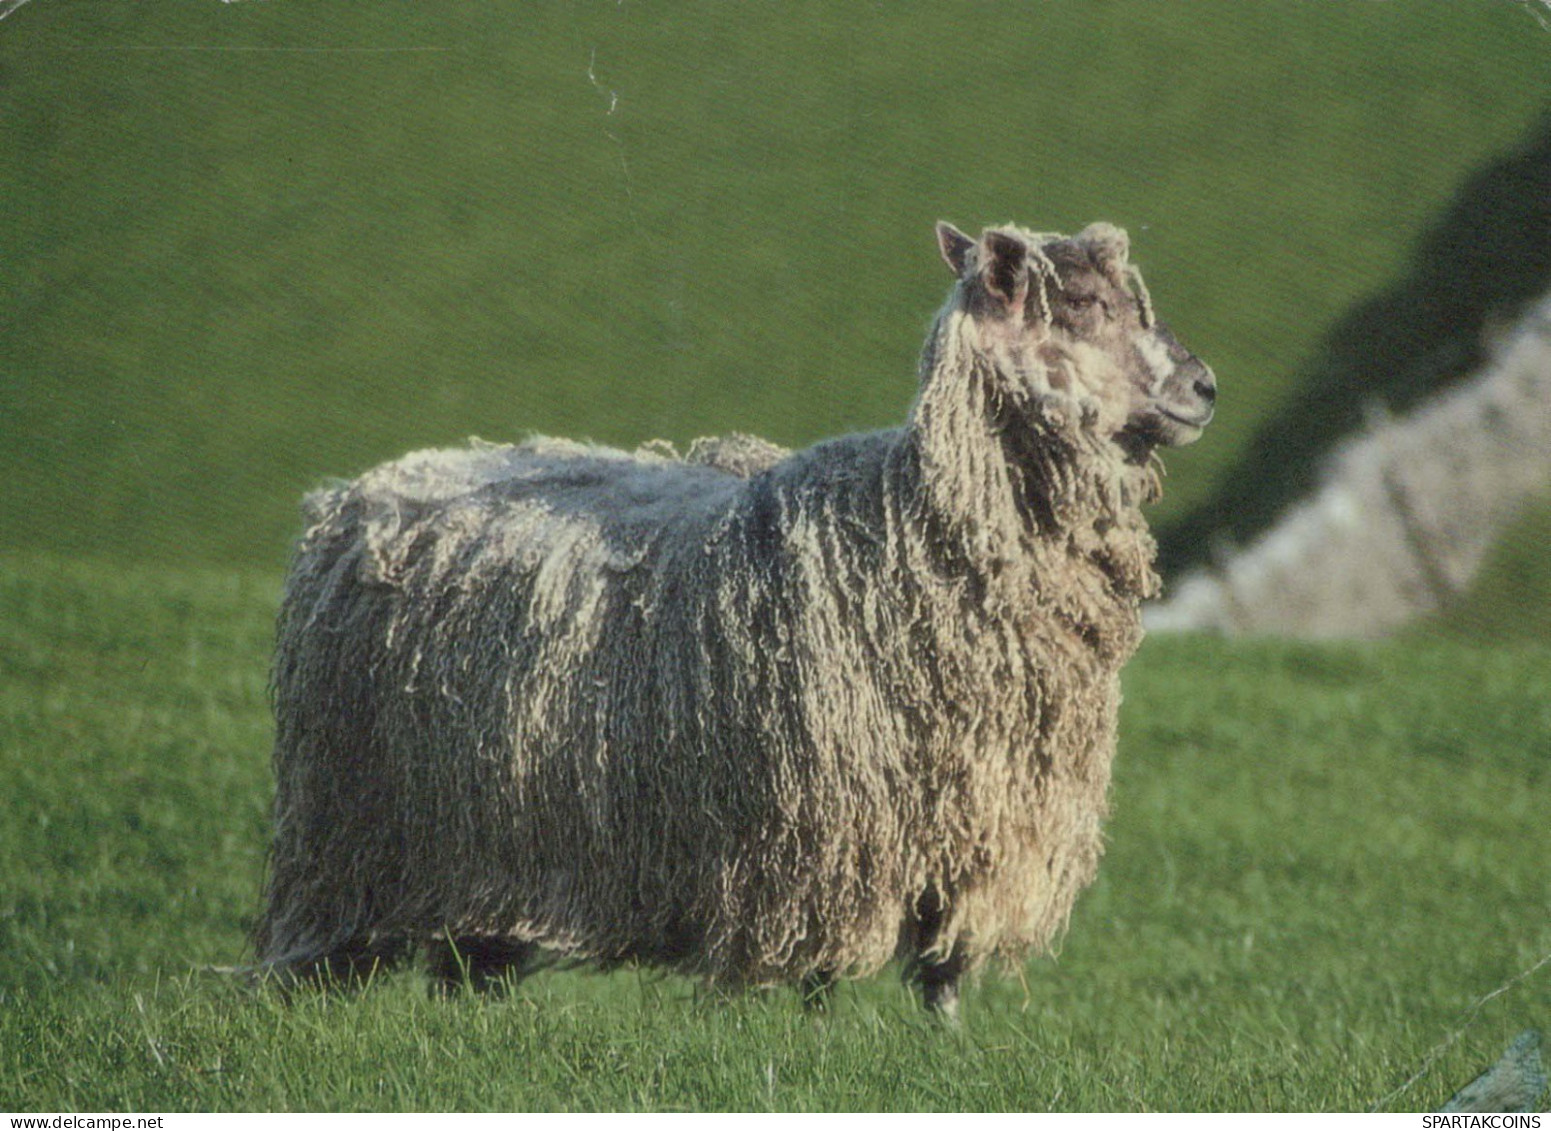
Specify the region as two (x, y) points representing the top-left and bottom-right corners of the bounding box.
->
(1195, 378), (1217, 404)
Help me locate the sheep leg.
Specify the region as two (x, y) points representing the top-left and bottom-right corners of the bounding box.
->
(799, 968), (838, 1012)
(428, 934), (536, 995)
(913, 949), (968, 1020)
(907, 888), (967, 1020)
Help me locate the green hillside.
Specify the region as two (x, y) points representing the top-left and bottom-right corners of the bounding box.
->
(1159, 114), (1551, 577)
(3, 2), (1549, 581)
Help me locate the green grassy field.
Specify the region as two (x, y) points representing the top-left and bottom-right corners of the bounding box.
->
(4, 0), (1550, 1113)
(1, 556), (1546, 1111)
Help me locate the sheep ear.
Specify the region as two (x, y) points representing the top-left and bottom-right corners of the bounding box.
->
(1083, 222), (1130, 280)
(936, 221), (975, 277)
(981, 229), (1030, 312)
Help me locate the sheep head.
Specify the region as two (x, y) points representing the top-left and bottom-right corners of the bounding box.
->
(935, 221), (1216, 451)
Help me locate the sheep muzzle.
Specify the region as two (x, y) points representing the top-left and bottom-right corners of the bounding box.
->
(1125, 324), (1216, 447)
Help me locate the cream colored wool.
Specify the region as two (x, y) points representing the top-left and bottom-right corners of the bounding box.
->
(254, 223), (1212, 994)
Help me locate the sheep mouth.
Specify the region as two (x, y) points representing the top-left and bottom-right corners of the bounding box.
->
(1160, 404), (1214, 431)
(1124, 405), (1213, 447)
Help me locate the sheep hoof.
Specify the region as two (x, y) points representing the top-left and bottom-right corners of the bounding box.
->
(799, 969), (838, 1012)
(911, 946), (967, 1022)
(428, 935), (536, 996)
(277, 938), (408, 993)
(920, 978), (962, 1024)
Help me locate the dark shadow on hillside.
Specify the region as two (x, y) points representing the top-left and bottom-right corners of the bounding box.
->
(1157, 112), (1551, 577)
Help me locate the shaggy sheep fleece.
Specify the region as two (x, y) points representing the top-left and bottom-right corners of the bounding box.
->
(255, 222), (1214, 996)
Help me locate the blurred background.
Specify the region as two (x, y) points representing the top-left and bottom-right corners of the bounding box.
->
(4, 0), (1549, 639)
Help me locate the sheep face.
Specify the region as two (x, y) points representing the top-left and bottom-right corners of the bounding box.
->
(935, 221), (1216, 449)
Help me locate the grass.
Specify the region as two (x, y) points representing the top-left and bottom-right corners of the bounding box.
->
(1, 555), (1546, 1111)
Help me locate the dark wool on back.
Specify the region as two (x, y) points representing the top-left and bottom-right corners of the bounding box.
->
(254, 222), (1217, 1009)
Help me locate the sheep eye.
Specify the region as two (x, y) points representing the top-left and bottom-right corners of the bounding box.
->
(1068, 293), (1106, 315)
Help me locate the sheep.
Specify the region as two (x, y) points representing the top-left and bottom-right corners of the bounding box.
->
(252, 221), (1217, 1016)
